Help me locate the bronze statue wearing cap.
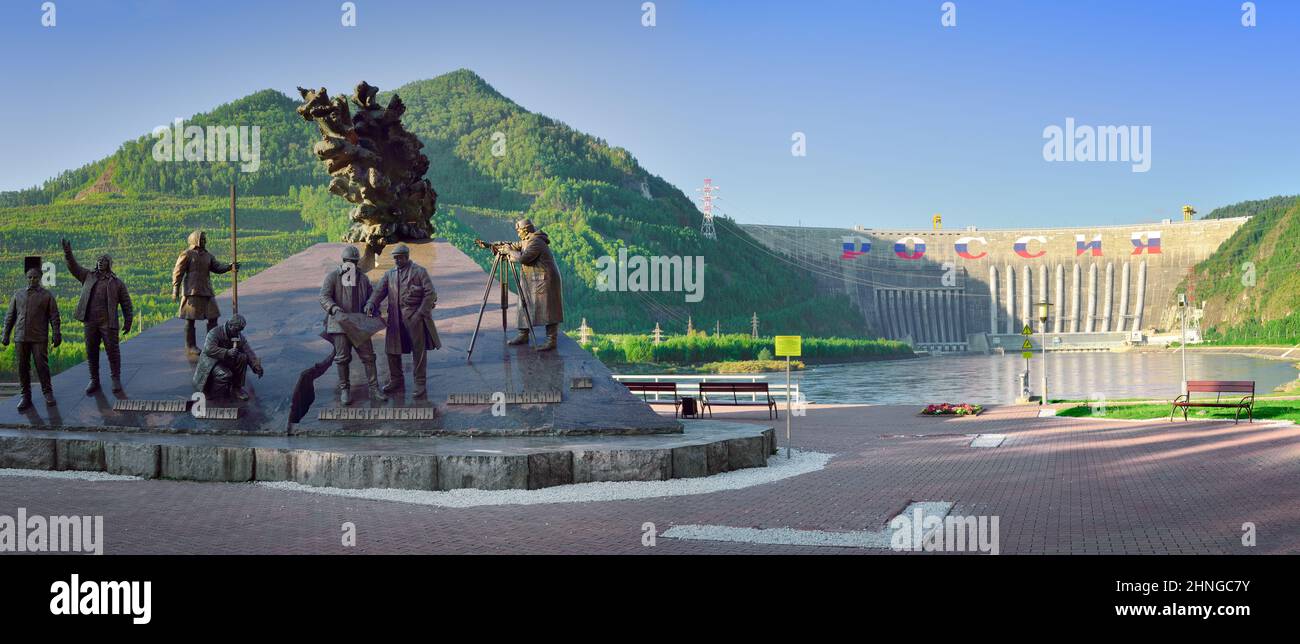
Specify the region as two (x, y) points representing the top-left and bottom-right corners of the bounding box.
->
(320, 245), (386, 405)
(494, 218), (565, 351)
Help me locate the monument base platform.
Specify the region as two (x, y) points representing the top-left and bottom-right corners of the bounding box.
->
(0, 421), (775, 490)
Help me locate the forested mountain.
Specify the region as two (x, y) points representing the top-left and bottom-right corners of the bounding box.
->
(0, 69), (867, 336)
(1186, 195), (1300, 342)
(1202, 195), (1298, 221)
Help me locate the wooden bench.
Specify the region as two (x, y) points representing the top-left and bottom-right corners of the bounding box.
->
(699, 382), (779, 420)
(623, 382), (682, 417)
(1170, 380), (1255, 423)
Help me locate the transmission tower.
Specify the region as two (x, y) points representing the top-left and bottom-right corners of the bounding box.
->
(696, 178), (718, 240)
(751, 312), (759, 339)
(577, 318), (593, 345)
(652, 322), (664, 345)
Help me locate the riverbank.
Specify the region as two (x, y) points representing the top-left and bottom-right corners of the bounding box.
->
(1135, 344), (1300, 361)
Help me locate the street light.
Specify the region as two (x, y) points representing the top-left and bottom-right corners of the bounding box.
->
(1037, 299), (1053, 405)
(1178, 293), (1188, 394)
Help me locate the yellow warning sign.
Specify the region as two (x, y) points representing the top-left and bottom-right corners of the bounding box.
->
(775, 335), (801, 357)
(1022, 339), (1033, 350)
(1022, 351), (1034, 359)
(1021, 325), (1033, 336)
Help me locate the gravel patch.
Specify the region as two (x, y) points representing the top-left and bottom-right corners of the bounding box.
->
(662, 501), (953, 548)
(0, 468), (142, 482)
(257, 449), (833, 508)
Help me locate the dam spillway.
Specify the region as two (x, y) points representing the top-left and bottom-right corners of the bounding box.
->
(740, 218), (1248, 352)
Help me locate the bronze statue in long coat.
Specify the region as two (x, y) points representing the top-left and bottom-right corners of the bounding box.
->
(364, 244), (440, 398)
(501, 219), (564, 351)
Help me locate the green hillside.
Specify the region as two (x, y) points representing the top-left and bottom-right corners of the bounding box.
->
(1, 69), (867, 351)
(1186, 195), (1300, 343)
(0, 194), (322, 378)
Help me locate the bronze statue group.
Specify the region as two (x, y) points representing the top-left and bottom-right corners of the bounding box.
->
(2, 218), (564, 412)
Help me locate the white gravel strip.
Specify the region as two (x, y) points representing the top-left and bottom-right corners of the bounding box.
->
(969, 433), (1007, 448)
(257, 449), (833, 508)
(662, 501), (953, 548)
(0, 468), (142, 482)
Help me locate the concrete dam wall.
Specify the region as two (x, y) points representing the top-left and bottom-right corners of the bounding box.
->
(741, 218), (1248, 352)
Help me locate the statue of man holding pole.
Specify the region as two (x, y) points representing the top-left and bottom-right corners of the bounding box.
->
(172, 230), (238, 357)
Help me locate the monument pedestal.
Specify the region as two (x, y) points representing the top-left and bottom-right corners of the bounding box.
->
(0, 239), (773, 489)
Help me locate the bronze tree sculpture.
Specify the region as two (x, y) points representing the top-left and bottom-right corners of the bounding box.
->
(296, 81), (437, 254)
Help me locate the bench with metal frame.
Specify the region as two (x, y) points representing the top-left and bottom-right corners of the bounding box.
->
(623, 382), (682, 417)
(699, 382), (779, 420)
(1170, 380), (1255, 424)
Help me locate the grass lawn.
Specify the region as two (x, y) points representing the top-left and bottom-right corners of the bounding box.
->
(1057, 399), (1300, 422)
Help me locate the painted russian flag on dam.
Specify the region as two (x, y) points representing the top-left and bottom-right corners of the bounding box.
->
(1013, 235), (1046, 258)
(841, 236), (870, 259)
(1131, 230), (1162, 254)
(955, 236), (988, 259)
(894, 237), (925, 260)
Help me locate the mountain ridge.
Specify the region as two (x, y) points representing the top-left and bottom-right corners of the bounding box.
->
(0, 69), (868, 337)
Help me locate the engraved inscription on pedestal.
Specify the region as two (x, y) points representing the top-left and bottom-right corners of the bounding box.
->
(446, 391), (563, 405)
(319, 407), (437, 421)
(113, 400), (189, 413)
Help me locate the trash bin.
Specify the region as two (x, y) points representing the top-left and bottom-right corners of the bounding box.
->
(680, 396), (698, 419)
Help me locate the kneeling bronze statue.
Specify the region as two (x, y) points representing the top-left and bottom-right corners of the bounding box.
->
(192, 314), (263, 401)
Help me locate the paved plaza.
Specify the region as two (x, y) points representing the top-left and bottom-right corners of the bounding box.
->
(3, 403), (1296, 555)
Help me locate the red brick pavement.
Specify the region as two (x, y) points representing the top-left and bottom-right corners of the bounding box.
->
(2, 404), (1296, 554)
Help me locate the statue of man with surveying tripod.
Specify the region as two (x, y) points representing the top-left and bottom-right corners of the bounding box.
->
(478, 218), (564, 351)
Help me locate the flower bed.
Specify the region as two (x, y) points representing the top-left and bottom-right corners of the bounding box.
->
(921, 403), (984, 416)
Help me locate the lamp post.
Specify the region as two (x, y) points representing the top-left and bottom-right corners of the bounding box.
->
(1037, 299), (1053, 405)
(1178, 293), (1187, 393)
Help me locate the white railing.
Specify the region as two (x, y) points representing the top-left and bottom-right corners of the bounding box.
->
(612, 374), (801, 402)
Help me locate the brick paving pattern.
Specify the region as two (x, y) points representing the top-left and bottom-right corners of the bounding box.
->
(2, 403), (1295, 554)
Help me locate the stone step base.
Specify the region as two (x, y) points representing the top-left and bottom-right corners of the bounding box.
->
(0, 421), (776, 491)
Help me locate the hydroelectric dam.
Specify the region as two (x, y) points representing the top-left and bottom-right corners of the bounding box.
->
(741, 218), (1250, 352)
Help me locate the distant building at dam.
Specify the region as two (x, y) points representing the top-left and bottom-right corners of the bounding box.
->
(741, 218), (1249, 352)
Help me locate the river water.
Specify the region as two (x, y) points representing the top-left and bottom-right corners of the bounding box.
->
(790, 352), (1298, 405)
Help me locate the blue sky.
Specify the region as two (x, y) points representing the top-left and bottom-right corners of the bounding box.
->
(2, 0), (1298, 229)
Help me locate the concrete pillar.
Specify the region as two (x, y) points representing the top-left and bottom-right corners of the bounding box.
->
(1131, 260), (1147, 332)
(1005, 265), (1016, 334)
(1021, 266), (1031, 333)
(951, 290), (962, 343)
(918, 290), (931, 344)
(880, 291), (892, 339)
(989, 266), (999, 334)
(933, 290), (945, 344)
(1070, 264), (1081, 333)
(1040, 264), (1050, 333)
(1085, 263), (1098, 333)
(897, 290), (909, 340)
(1101, 263), (1114, 332)
(933, 291), (944, 344)
(1053, 265), (1064, 333)
(904, 291), (918, 343)
(1118, 262), (1131, 333)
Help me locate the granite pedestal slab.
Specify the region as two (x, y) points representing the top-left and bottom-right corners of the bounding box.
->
(0, 421), (777, 490)
(0, 240), (780, 489)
